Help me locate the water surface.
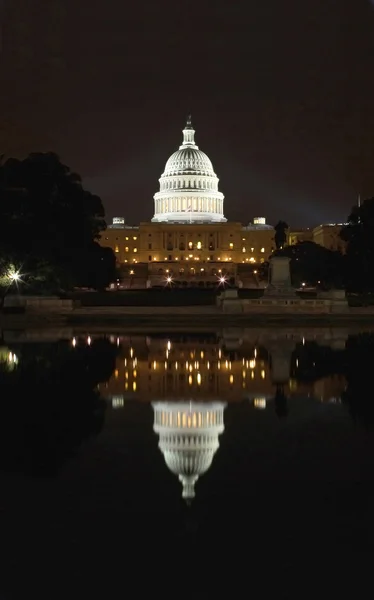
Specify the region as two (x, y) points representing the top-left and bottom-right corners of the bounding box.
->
(1, 326), (374, 594)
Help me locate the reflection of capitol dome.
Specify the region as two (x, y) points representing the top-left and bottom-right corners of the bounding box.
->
(152, 401), (226, 502)
(152, 116), (226, 223)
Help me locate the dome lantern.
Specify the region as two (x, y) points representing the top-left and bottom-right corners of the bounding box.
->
(181, 115), (196, 147)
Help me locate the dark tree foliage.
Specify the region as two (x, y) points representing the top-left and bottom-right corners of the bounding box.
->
(0, 337), (118, 476)
(0, 152), (116, 292)
(274, 241), (344, 288)
(289, 333), (374, 428)
(274, 220), (289, 250)
(340, 197), (374, 292)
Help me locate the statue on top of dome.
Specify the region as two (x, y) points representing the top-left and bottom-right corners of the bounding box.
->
(185, 114), (193, 128)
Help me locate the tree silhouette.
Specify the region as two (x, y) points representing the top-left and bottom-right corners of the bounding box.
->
(0, 152), (116, 292)
(340, 197), (374, 292)
(273, 241), (344, 288)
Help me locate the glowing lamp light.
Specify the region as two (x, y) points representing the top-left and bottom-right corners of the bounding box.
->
(218, 276), (227, 285)
(166, 276), (173, 284)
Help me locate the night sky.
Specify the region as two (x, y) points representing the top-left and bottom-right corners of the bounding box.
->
(1, 0), (374, 227)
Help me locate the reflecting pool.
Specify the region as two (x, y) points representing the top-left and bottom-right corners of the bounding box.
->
(1, 326), (374, 593)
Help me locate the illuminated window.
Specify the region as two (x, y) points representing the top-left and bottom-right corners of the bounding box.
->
(242, 247), (246, 253)
(133, 248), (137, 252)
(125, 237), (129, 240)
(188, 241), (193, 249)
(249, 257), (255, 263)
(251, 247), (254, 252)
(260, 247), (265, 253)
(125, 246), (129, 252)
(197, 241), (202, 250)
(133, 236), (137, 240)
(115, 245), (119, 253)
(229, 243), (233, 249)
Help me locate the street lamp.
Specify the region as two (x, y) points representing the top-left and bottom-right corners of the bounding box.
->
(9, 270), (20, 282)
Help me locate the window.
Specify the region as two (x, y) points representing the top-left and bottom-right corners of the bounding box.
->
(125, 237), (129, 240)
(148, 255), (152, 261)
(242, 247), (246, 253)
(148, 243), (152, 250)
(260, 247), (265, 253)
(188, 241), (193, 249)
(133, 236), (137, 240)
(168, 254), (172, 260)
(133, 248), (137, 252)
(115, 246), (119, 253)
(209, 243), (215, 250)
(125, 247), (129, 252)
(229, 243), (234, 249)
(210, 255), (214, 261)
(197, 241), (202, 250)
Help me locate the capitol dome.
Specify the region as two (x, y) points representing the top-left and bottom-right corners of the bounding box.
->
(152, 401), (226, 502)
(152, 117), (226, 223)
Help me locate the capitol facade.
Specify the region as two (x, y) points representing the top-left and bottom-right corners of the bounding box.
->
(99, 116), (343, 288)
(152, 117), (226, 224)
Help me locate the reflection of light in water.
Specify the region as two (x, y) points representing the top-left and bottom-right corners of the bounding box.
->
(112, 396), (124, 409)
(153, 401), (226, 502)
(254, 398), (266, 410)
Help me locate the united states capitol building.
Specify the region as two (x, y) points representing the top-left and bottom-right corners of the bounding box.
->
(100, 117), (345, 288)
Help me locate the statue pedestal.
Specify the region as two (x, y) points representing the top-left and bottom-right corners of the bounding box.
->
(264, 256), (296, 297)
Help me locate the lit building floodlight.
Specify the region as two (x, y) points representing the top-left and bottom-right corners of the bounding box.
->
(218, 275), (227, 286)
(165, 276), (173, 284)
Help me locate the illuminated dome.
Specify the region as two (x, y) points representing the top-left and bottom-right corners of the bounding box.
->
(152, 117), (226, 223)
(152, 401), (226, 502)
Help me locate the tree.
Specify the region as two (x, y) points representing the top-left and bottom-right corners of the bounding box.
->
(0, 152), (116, 292)
(274, 241), (344, 288)
(340, 197), (374, 292)
(274, 220), (289, 250)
